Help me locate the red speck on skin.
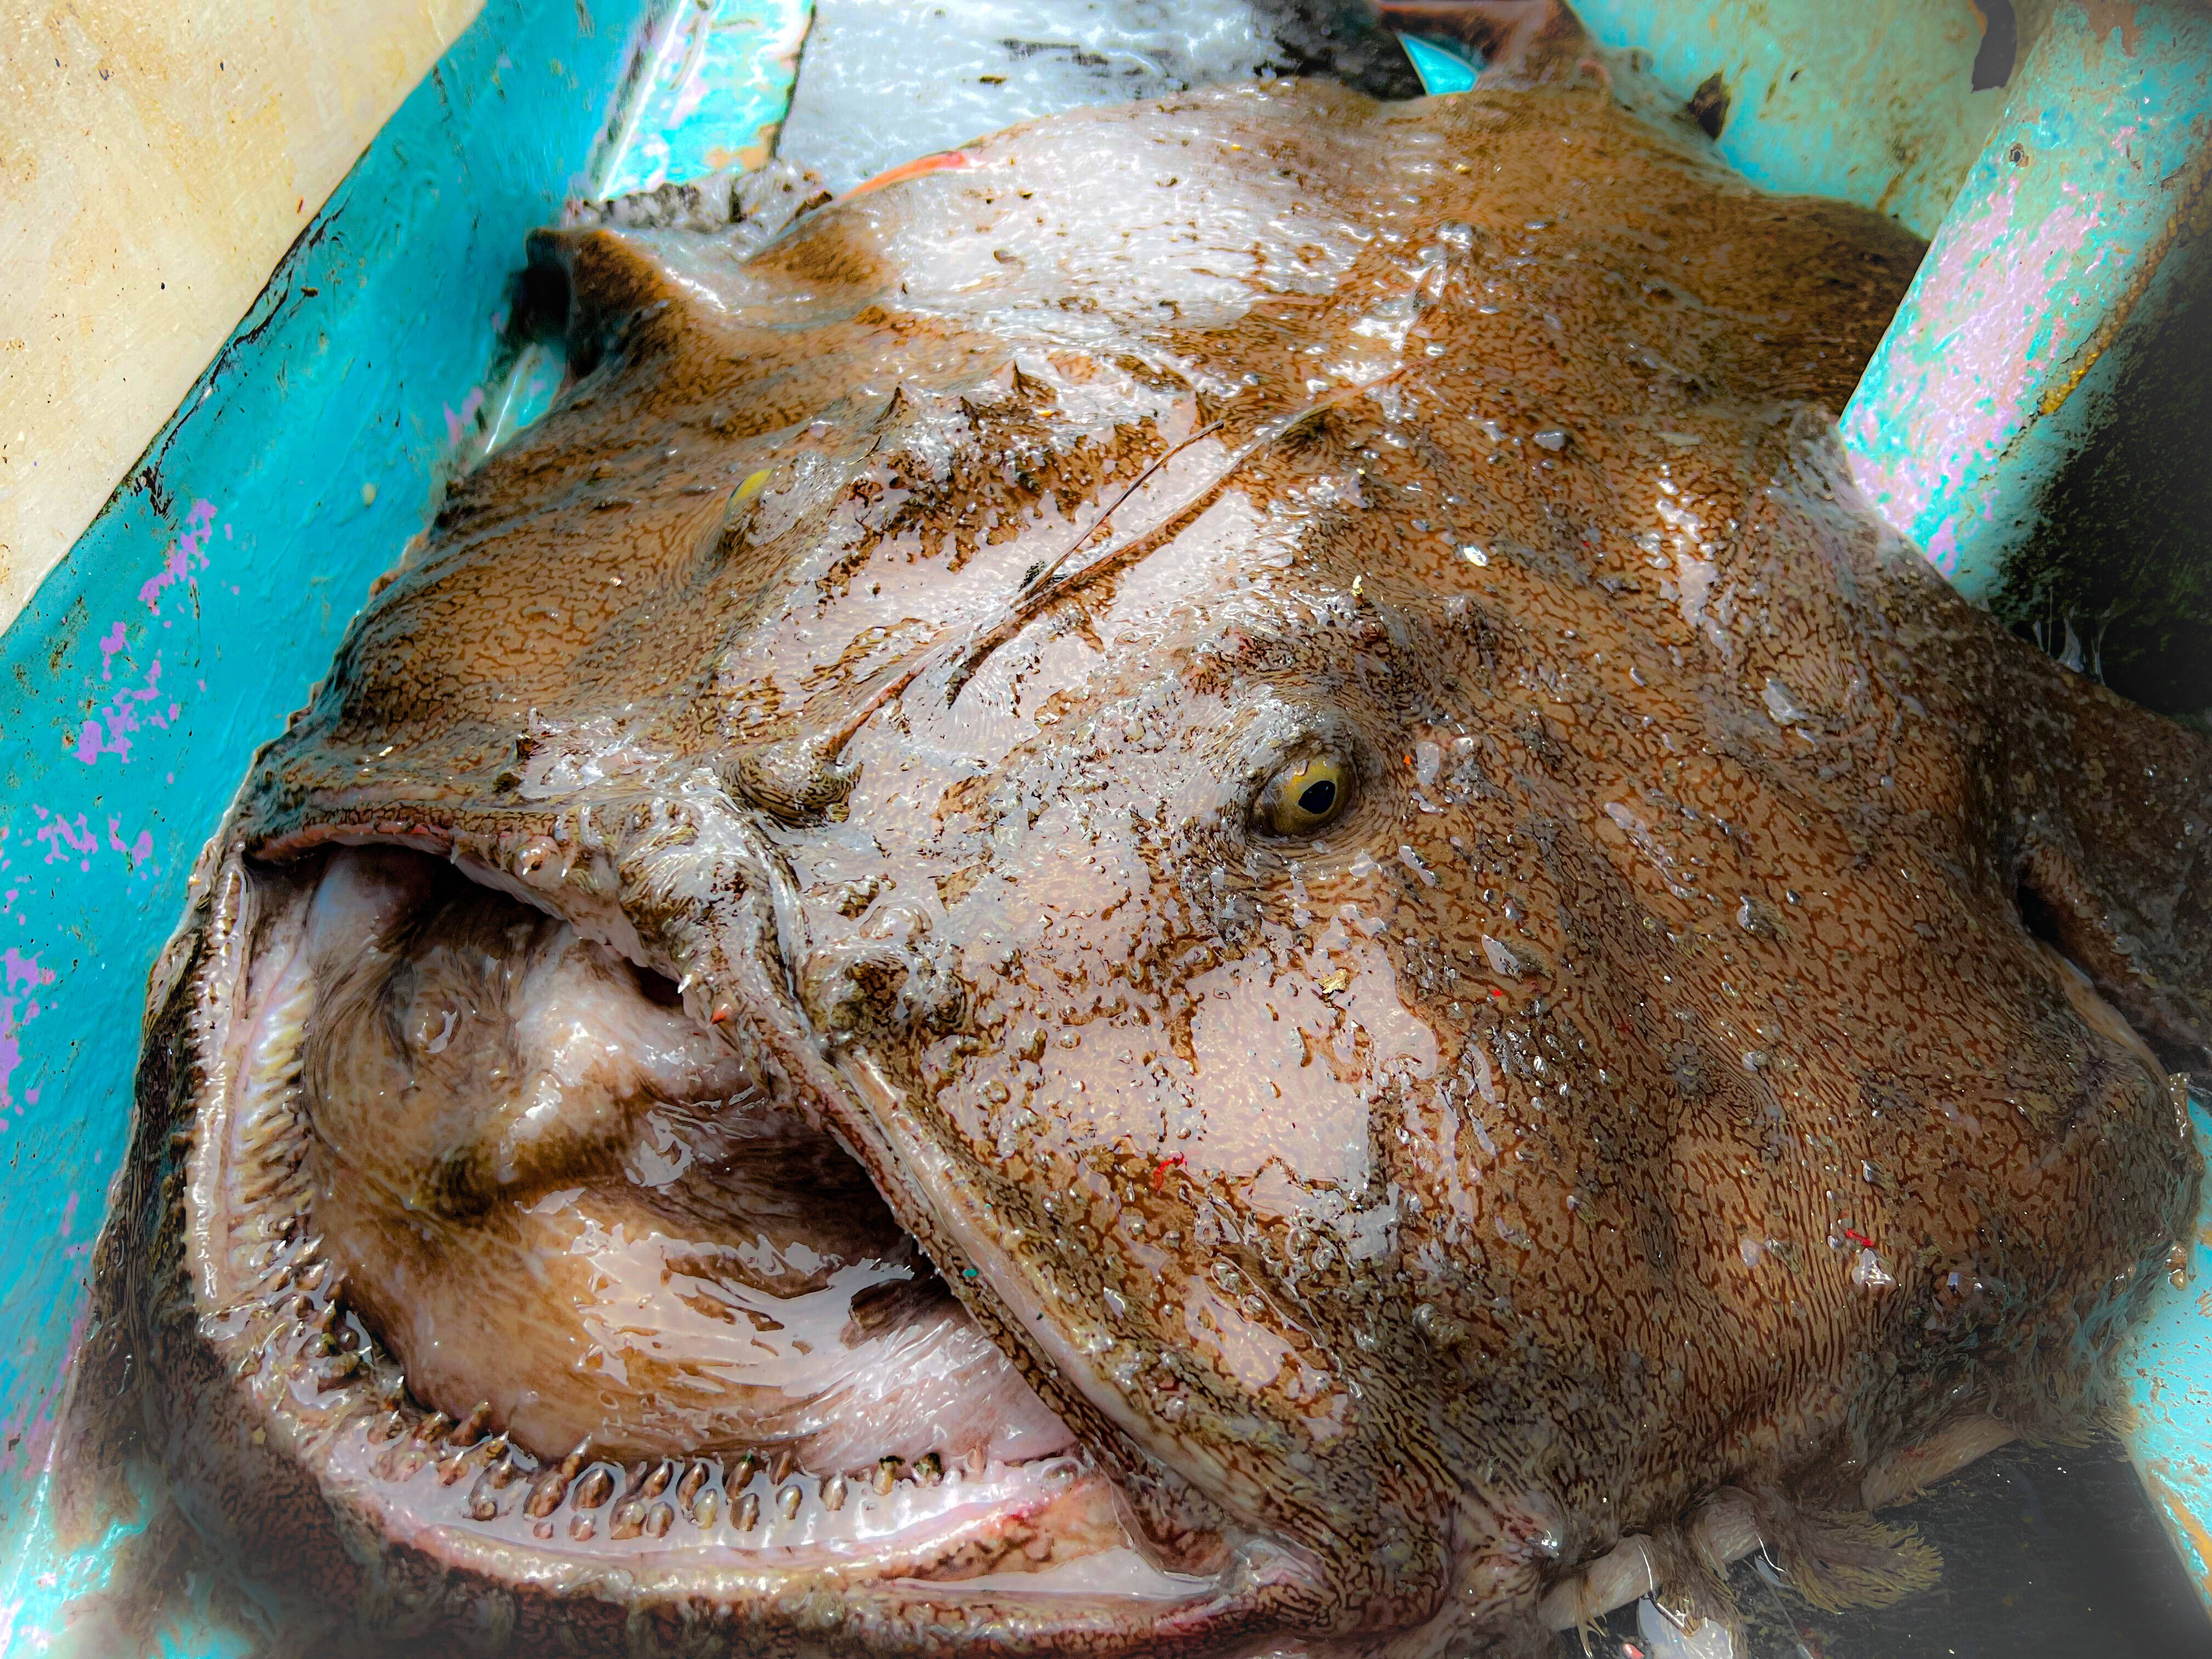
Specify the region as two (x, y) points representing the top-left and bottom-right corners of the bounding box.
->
(844, 149), (972, 198)
(1152, 1154), (1184, 1191)
(1841, 1224), (1877, 1249)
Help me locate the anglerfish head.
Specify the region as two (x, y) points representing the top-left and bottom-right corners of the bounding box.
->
(94, 71), (2208, 1659)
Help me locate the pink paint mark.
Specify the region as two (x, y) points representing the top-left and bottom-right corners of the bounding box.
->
(1843, 170), (2112, 556)
(95, 620), (127, 681)
(31, 810), (97, 870)
(105, 817), (153, 868)
(1925, 520), (1959, 577)
(137, 498), (218, 616)
(0, 956), (43, 1111)
(71, 651), (166, 766)
(57, 1190), (78, 1242)
(443, 385), (487, 447)
(0, 1005), (18, 1112)
(2, 949), (53, 994)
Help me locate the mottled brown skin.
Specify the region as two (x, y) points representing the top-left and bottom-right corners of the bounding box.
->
(89, 58), (2211, 1659)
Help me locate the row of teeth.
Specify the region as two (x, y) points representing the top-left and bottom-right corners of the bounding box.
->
(369, 1419), (1068, 1548)
(212, 957), (1079, 1554)
(224, 1233), (1064, 1551)
(225, 969), (317, 1229)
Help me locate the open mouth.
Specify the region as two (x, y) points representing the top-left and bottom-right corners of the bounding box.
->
(185, 842), (1237, 1641)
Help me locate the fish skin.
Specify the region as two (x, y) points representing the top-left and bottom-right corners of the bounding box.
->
(91, 60), (2211, 1659)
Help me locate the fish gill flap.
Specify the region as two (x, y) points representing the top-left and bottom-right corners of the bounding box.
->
(2020, 673), (2212, 1070)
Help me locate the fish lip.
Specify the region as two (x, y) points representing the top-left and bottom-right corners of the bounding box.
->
(161, 821), (1306, 1647)
(818, 1045), (1341, 1600)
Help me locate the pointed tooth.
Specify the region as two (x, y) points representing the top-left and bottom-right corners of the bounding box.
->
(729, 1452), (761, 1489)
(914, 1452), (943, 1486)
(677, 1463), (707, 1507)
(736, 1491), (760, 1532)
(776, 1483), (802, 1521)
(645, 1500), (674, 1538)
(642, 1460), (674, 1498)
(822, 1475), (847, 1513)
(574, 1466), (615, 1510)
(768, 1447), (797, 1486)
(611, 1500), (646, 1540)
(692, 1486), (719, 1529)
(413, 1412), (453, 1445)
(312, 1352), (362, 1390)
(524, 1444), (586, 1520)
(449, 1403), (493, 1447)
(873, 1457), (900, 1495)
(525, 1472), (568, 1519)
(487, 1452), (522, 1489)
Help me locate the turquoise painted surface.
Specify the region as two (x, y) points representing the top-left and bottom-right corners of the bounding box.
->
(2120, 1091), (2212, 1612)
(1570, 0), (2010, 239)
(0, 0), (805, 1637)
(0, 0), (710, 1645)
(1842, 0), (2212, 601)
(602, 0), (810, 191)
(1397, 31), (1480, 95)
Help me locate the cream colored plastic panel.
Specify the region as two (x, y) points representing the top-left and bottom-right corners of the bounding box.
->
(0, 0), (483, 628)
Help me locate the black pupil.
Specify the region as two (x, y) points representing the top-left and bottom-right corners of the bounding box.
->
(1296, 778), (1338, 817)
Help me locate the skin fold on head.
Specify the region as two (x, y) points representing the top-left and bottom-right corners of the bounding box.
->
(80, 14), (2210, 1658)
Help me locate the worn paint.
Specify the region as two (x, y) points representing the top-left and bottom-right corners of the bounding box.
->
(0, 0), (809, 1645)
(2119, 1091), (2212, 1614)
(0, 0), (486, 634)
(1842, 0), (2212, 600)
(601, 0), (810, 190)
(1569, 0), (2016, 239)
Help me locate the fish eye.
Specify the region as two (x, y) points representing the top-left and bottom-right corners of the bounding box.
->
(1257, 754), (1353, 837)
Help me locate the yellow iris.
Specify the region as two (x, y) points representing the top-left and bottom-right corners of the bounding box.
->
(1260, 754), (1350, 836)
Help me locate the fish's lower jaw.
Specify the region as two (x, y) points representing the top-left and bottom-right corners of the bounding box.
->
(155, 840), (1300, 1652)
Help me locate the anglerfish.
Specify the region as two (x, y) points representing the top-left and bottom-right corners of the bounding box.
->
(89, 19), (2211, 1658)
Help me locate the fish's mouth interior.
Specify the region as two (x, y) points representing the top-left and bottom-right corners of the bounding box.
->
(207, 843), (1184, 1594)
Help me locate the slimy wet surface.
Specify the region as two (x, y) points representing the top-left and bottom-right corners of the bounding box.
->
(65, 16), (2210, 1657)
